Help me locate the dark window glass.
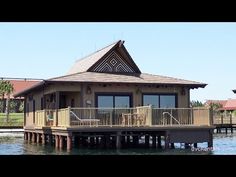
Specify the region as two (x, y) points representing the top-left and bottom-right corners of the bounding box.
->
(71, 99), (75, 107)
(98, 96), (113, 108)
(143, 95), (159, 108)
(97, 95), (131, 108)
(160, 95), (176, 108)
(115, 96), (130, 108)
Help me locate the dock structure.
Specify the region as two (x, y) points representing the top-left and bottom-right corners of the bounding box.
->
(213, 111), (236, 134)
(24, 127), (214, 150)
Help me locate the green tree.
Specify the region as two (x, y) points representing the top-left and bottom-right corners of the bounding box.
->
(209, 102), (223, 111)
(0, 80), (6, 113)
(0, 81), (14, 122)
(190, 100), (204, 107)
(4, 81), (14, 122)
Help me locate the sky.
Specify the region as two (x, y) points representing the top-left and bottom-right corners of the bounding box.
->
(0, 22), (235, 102)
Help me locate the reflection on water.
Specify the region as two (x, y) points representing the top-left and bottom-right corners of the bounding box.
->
(0, 132), (236, 155)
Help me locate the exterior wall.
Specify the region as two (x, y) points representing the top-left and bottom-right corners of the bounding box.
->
(25, 90), (44, 127)
(44, 83), (81, 95)
(81, 83), (189, 108)
(24, 82), (190, 127)
(62, 92), (80, 108)
(24, 83), (81, 127)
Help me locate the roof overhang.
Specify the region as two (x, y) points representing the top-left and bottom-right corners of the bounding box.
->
(13, 80), (206, 98)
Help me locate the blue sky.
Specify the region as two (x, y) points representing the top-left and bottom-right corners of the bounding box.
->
(0, 22), (235, 102)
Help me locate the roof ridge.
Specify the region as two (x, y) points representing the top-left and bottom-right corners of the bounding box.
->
(47, 71), (87, 81)
(142, 73), (206, 84)
(74, 40), (121, 63)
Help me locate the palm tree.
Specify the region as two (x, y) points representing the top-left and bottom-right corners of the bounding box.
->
(0, 80), (6, 113)
(4, 81), (14, 122)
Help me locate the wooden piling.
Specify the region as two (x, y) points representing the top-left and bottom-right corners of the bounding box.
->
(95, 137), (99, 147)
(208, 132), (213, 148)
(152, 135), (156, 148)
(116, 132), (121, 149)
(127, 135), (130, 147)
(145, 135), (149, 148)
(24, 132), (28, 140)
(36, 133), (41, 143)
(59, 136), (63, 149)
(67, 136), (72, 150)
(158, 136), (162, 149)
(164, 134), (169, 149)
(28, 132), (31, 142)
(55, 135), (59, 148)
(41, 134), (45, 145)
(90, 137), (95, 147)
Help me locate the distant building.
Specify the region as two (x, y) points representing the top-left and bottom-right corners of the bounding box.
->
(1, 79), (41, 99)
(205, 99), (236, 111)
(1, 78), (41, 112)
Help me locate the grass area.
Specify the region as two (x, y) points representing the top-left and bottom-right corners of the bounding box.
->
(0, 113), (24, 127)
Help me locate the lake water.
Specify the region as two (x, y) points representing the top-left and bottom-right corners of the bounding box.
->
(0, 132), (236, 155)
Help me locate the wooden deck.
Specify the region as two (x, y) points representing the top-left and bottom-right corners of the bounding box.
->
(24, 125), (215, 150)
(23, 107), (214, 150)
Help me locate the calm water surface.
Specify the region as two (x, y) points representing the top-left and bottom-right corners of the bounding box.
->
(0, 132), (236, 155)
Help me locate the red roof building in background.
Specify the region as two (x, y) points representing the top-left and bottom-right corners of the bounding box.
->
(1, 78), (41, 99)
(204, 100), (227, 108)
(205, 99), (236, 111)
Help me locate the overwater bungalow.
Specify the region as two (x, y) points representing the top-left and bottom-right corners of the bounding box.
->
(14, 40), (214, 150)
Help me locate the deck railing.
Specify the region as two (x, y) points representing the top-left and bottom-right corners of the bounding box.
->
(35, 110), (46, 126)
(152, 108), (211, 126)
(58, 108), (70, 127)
(213, 111), (236, 125)
(33, 107), (212, 127)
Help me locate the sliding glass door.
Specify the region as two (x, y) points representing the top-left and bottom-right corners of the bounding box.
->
(143, 94), (177, 108)
(97, 94), (131, 108)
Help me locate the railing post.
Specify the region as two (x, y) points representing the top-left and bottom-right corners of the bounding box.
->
(209, 108), (213, 126)
(221, 112), (223, 124)
(230, 111), (232, 125)
(44, 110), (46, 126)
(53, 109), (58, 127)
(35, 112), (38, 126)
(148, 105), (152, 126)
(191, 108), (194, 125)
(67, 107), (71, 127)
(110, 109), (112, 127)
(89, 109), (92, 127)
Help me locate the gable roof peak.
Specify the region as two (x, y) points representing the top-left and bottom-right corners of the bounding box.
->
(67, 39), (141, 74)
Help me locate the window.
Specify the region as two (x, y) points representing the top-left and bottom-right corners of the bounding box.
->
(160, 95), (176, 108)
(143, 95), (159, 108)
(97, 94), (131, 108)
(115, 96), (130, 108)
(143, 94), (177, 108)
(98, 96), (113, 108)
